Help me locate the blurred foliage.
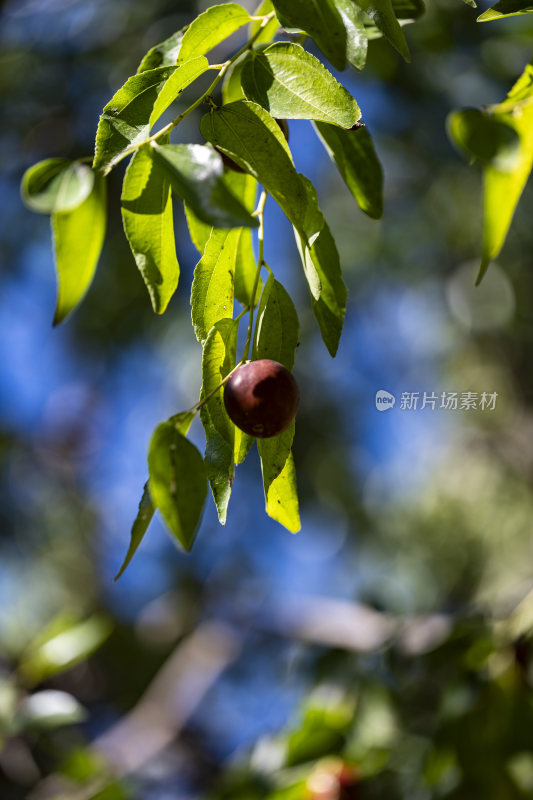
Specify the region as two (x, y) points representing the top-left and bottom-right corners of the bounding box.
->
(2, 0), (533, 799)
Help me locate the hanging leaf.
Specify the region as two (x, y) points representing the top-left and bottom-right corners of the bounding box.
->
(241, 43), (360, 126)
(178, 3), (252, 62)
(252, 273), (299, 369)
(121, 141), (179, 314)
(148, 421), (207, 551)
(447, 108), (520, 169)
(293, 176), (347, 356)
(250, 0), (280, 44)
(93, 58), (209, 174)
(477, 0), (533, 20)
(114, 482), (155, 581)
(153, 143), (259, 229)
(52, 173), (107, 325)
(191, 228), (239, 343)
(336, 0), (368, 71)
(258, 423), (300, 532)
(200, 100), (307, 228)
(357, 0), (411, 61)
(137, 28), (187, 72)
(21, 159), (94, 215)
(270, 0), (347, 71)
(313, 122), (384, 218)
(200, 319), (239, 523)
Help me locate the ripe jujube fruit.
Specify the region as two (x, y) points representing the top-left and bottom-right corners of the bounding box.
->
(223, 359), (299, 438)
(216, 118), (290, 173)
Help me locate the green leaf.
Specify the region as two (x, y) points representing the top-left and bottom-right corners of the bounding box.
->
(200, 319), (239, 523)
(114, 482), (155, 581)
(477, 0), (533, 20)
(121, 142), (179, 314)
(294, 176), (347, 356)
(21, 159), (94, 215)
(478, 61), (533, 283)
(241, 43), (360, 127)
(392, 0), (426, 18)
(148, 421), (207, 551)
(253, 273), (299, 369)
(52, 173), (106, 325)
(314, 122), (384, 218)
(118, 410), (203, 577)
(234, 428), (255, 464)
(258, 424), (300, 532)
(336, 0), (368, 71)
(191, 228), (238, 343)
(200, 100), (307, 228)
(137, 28), (187, 72)
(357, 0), (411, 61)
(178, 3), (252, 63)
(447, 108), (520, 170)
(93, 58), (209, 174)
(250, 0), (280, 44)
(270, 0), (347, 71)
(152, 142), (259, 228)
(185, 205), (213, 254)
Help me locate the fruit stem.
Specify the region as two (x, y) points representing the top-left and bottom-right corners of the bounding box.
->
(241, 190), (267, 363)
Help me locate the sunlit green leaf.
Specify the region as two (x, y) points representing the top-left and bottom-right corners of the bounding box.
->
(253, 273), (299, 369)
(153, 143), (259, 229)
(241, 43), (360, 127)
(191, 228), (239, 343)
(121, 142), (179, 314)
(294, 176), (347, 356)
(270, 0), (347, 71)
(200, 319), (239, 523)
(314, 122), (384, 218)
(148, 421), (207, 551)
(478, 0), (533, 20)
(137, 28), (187, 72)
(258, 423), (300, 532)
(234, 428), (255, 465)
(21, 159), (94, 215)
(358, 0), (411, 61)
(178, 3), (252, 62)
(200, 100), (307, 228)
(222, 56), (247, 105)
(52, 173), (106, 325)
(93, 58), (209, 173)
(447, 108), (520, 169)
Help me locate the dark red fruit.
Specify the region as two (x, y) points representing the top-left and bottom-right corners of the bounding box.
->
(223, 359), (299, 438)
(216, 118), (290, 173)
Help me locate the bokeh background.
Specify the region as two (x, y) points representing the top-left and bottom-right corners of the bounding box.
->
(2, 0), (533, 797)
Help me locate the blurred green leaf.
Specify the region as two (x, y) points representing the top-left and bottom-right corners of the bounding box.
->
(20, 616), (112, 683)
(153, 143), (259, 228)
(242, 43), (360, 126)
(121, 142), (179, 314)
(148, 421), (207, 550)
(392, 0), (426, 18)
(21, 159), (95, 215)
(314, 122), (384, 218)
(52, 173), (106, 325)
(258, 423), (300, 532)
(270, 0), (347, 70)
(252, 273), (299, 370)
(178, 3), (252, 63)
(18, 690), (87, 730)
